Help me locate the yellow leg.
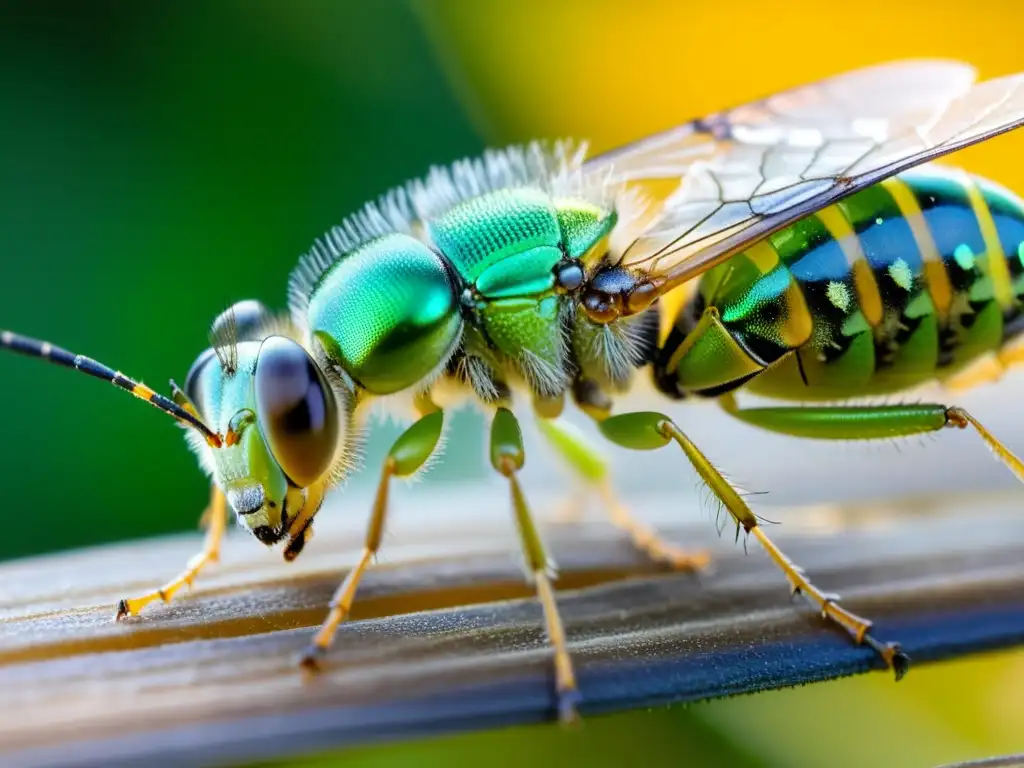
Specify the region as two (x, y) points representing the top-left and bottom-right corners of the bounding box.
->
(748, 527), (904, 671)
(598, 481), (711, 571)
(299, 409), (445, 670)
(116, 485), (227, 619)
(299, 458), (393, 670)
(598, 411), (909, 678)
(946, 406), (1024, 482)
(715, 396), (1024, 671)
(494, 408), (580, 723)
(656, 419), (908, 676)
(536, 416), (709, 571)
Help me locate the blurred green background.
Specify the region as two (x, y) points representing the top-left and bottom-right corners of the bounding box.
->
(1, 1), (1022, 766)
(0, 0), (488, 556)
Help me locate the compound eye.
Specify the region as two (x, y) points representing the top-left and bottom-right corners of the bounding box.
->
(184, 347), (217, 413)
(210, 300), (273, 343)
(254, 336), (339, 487)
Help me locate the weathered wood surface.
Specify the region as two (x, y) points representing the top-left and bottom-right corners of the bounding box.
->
(1, 485), (1023, 768)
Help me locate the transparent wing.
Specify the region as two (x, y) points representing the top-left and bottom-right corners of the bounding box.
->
(585, 59), (978, 183)
(581, 61), (1024, 298)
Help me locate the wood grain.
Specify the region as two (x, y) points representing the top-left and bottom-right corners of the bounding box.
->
(1, 484), (1023, 768)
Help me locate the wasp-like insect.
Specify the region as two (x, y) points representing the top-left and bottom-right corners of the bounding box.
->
(5, 59), (1024, 722)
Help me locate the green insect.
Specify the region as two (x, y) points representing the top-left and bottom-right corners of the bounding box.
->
(6, 59), (1024, 723)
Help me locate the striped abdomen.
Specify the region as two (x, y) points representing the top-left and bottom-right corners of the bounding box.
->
(660, 164), (1024, 401)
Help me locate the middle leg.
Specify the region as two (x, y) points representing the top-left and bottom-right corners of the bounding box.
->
(535, 416), (710, 571)
(490, 407), (581, 724)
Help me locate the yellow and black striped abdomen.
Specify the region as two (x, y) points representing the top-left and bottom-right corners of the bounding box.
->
(653, 164), (1024, 401)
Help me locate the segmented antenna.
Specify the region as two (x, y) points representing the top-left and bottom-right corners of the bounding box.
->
(1, 329), (222, 447)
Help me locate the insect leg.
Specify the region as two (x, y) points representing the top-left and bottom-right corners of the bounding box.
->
(116, 484), (227, 619)
(535, 416), (710, 570)
(300, 409), (445, 670)
(720, 400), (1024, 484)
(491, 407), (580, 724)
(598, 410), (909, 679)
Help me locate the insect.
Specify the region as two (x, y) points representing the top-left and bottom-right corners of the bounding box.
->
(4, 59), (1024, 724)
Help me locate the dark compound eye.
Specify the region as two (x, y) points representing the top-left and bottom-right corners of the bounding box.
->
(254, 336), (339, 487)
(183, 347), (217, 412)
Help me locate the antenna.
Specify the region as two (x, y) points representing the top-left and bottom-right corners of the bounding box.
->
(1, 329), (222, 447)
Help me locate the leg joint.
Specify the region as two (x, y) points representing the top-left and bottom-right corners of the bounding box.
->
(944, 406), (969, 429)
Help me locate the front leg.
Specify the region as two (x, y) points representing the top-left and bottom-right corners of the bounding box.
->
(116, 484), (227, 619)
(300, 409), (445, 671)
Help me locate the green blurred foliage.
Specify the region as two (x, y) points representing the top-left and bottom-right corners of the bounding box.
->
(255, 705), (769, 768)
(0, 0), (482, 558)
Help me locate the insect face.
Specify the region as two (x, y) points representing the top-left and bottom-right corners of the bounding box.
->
(184, 334), (344, 547)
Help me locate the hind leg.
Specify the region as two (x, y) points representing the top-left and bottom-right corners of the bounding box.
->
(720, 397), (1024, 486)
(598, 409), (910, 678)
(703, 396), (1024, 672)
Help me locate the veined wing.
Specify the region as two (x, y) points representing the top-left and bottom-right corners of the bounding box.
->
(584, 59), (977, 184)
(582, 61), (1024, 300)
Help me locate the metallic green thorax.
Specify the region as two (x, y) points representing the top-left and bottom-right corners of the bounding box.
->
(430, 188), (615, 395)
(306, 234), (462, 394)
(304, 187), (616, 399)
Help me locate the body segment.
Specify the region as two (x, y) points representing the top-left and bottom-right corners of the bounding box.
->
(654, 165), (1024, 401)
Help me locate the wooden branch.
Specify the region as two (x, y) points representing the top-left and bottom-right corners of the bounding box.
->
(2, 484), (1023, 767)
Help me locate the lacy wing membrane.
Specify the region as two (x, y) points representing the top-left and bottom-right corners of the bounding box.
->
(580, 60), (1024, 300)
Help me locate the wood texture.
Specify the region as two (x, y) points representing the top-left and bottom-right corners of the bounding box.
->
(1, 484), (1023, 768)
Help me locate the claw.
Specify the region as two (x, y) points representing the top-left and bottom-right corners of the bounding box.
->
(557, 686), (582, 726)
(890, 646), (911, 681)
(865, 635), (910, 680)
(299, 644), (326, 674)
